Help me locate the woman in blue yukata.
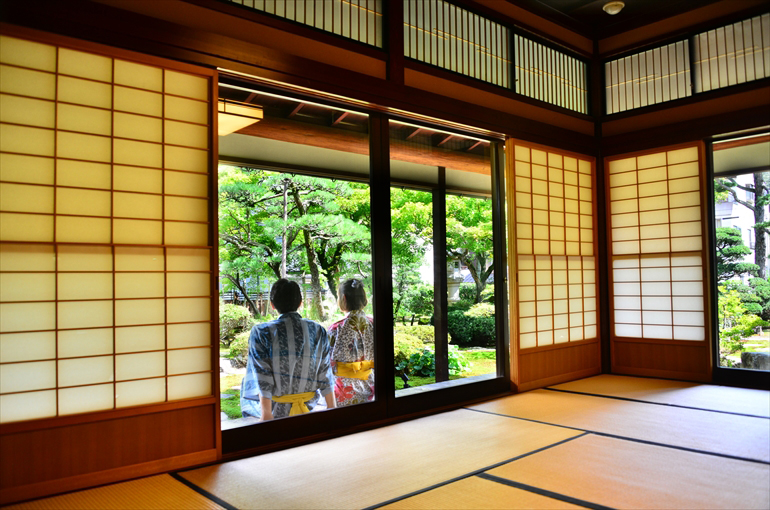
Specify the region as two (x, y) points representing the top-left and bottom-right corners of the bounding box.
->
(327, 279), (375, 406)
(240, 279), (335, 420)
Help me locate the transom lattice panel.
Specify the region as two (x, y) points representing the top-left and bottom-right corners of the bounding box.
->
(606, 145), (706, 342)
(0, 35), (214, 424)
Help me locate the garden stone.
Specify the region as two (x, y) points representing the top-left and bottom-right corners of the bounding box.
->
(741, 351), (770, 370)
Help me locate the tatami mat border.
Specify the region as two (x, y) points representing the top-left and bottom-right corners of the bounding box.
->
(364, 432), (590, 510)
(476, 473), (614, 510)
(543, 387), (770, 419)
(465, 407), (770, 465)
(166, 384), (769, 510)
(169, 473), (238, 510)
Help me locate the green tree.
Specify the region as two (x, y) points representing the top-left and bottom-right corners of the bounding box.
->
(403, 284), (434, 323)
(219, 166), (371, 320)
(715, 172), (770, 278)
(717, 286), (767, 367)
(446, 195), (494, 303)
(390, 189), (433, 319)
(315, 183), (371, 300)
(715, 227), (759, 282)
(219, 165), (291, 315)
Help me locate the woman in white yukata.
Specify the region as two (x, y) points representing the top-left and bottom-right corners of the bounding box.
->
(327, 279), (374, 406)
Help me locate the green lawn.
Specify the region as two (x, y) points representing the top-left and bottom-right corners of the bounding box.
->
(395, 349), (496, 390)
(743, 337), (770, 353)
(220, 374), (243, 420)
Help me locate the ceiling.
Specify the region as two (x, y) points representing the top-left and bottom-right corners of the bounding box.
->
(510, 0), (724, 39)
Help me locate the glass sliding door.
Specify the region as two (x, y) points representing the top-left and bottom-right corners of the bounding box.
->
(217, 83), (509, 453)
(446, 193), (497, 380)
(389, 119), (505, 397)
(217, 84), (376, 446)
(713, 134), (770, 373)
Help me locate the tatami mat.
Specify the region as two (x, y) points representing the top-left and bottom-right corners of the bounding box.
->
(469, 389), (770, 462)
(487, 433), (770, 510)
(180, 408), (581, 510)
(5, 474), (226, 510)
(551, 374), (770, 417)
(379, 476), (584, 509)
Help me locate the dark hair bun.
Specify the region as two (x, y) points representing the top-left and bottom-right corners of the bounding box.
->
(339, 278), (367, 310)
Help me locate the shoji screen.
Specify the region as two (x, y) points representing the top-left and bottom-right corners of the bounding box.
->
(507, 141), (600, 391)
(0, 35), (215, 424)
(606, 143), (711, 381)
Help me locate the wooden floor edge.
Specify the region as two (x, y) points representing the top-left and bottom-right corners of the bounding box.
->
(611, 367), (711, 383)
(0, 449), (218, 506)
(517, 367), (601, 392)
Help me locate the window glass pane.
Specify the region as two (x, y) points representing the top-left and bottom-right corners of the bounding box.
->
(217, 86), (371, 426)
(713, 136), (770, 369)
(390, 120), (499, 396)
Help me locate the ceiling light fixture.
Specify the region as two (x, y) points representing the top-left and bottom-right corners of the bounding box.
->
(218, 99), (263, 136)
(602, 1), (625, 15)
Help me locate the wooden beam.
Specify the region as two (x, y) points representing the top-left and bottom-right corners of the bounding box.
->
(467, 140), (484, 151)
(236, 116), (490, 175)
(331, 111), (350, 126)
(438, 134), (454, 146)
(289, 103), (305, 117)
(406, 127), (424, 140)
(713, 134), (770, 151)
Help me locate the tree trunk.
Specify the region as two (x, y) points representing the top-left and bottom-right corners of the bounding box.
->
(223, 273), (258, 317)
(291, 188), (325, 320)
(754, 172), (768, 279)
(462, 255), (485, 303)
(300, 230), (325, 320)
(281, 179), (288, 278)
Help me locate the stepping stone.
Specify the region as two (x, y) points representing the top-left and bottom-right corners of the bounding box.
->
(220, 393), (234, 399)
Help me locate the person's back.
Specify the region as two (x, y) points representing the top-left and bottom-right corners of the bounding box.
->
(240, 279), (335, 420)
(328, 279), (374, 407)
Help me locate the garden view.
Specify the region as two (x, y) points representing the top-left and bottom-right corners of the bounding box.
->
(714, 170), (770, 369)
(217, 164), (498, 421)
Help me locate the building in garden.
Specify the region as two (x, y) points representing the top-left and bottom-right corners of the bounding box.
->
(0, 0), (768, 507)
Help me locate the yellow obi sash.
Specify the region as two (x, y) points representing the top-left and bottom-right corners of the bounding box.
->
(335, 360), (374, 380)
(272, 391), (316, 416)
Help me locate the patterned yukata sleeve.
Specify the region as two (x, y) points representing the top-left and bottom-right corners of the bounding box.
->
(316, 326), (334, 397)
(327, 320), (340, 348)
(251, 324), (276, 399)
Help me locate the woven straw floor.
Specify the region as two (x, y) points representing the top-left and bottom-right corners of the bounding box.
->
(10, 375), (769, 510)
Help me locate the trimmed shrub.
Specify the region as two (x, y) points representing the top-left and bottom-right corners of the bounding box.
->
(458, 284), (476, 303)
(219, 303), (254, 347)
(394, 324), (435, 344)
(403, 284), (434, 318)
(465, 302), (495, 318)
(228, 330), (250, 369)
(447, 302), (496, 347)
(396, 345), (470, 378)
(458, 283), (494, 304)
(394, 332), (423, 373)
